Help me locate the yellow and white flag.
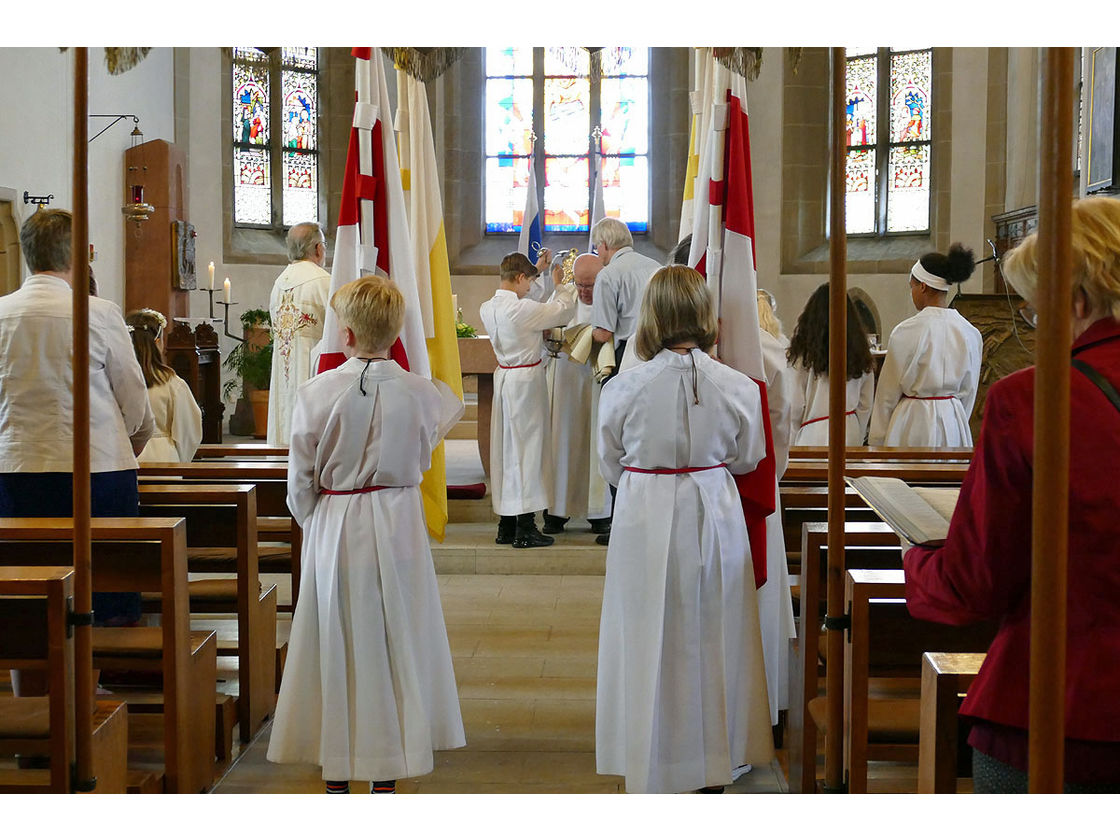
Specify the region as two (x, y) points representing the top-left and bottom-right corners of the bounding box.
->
(396, 69), (463, 542)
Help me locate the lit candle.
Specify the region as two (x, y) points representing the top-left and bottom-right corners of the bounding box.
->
(208, 261), (215, 290)
(224, 278), (231, 304)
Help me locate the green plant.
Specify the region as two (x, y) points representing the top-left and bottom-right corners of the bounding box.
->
(222, 309), (273, 401)
(455, 307), (477, 338)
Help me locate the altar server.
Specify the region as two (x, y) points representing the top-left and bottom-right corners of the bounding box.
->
(788, 283), (876, 446)
(268, 276), (465, 792)
(480, 252), (577, 548)
(868, 244), (983, 447)
(542, 253), (612, 535)
(596, 265), (773, 793)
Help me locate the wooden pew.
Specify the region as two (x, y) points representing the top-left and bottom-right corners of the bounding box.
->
(919, 651), (985, 794)
(782, 460), (969, 485)
(137, 462), (301, 609)
(778, 486), (879, 571)
(196, 444), (288, 459)
(787, 521), (902, 794)
(0, 518), (216, 793)
(789, 446), (972, 462)
(0, 567), (131, 793)
(841, 570), (997, 793)
(138, 484), (277, 744)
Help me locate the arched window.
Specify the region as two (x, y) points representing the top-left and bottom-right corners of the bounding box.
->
(484, 47), (650, 235)
(844, 47), (932, 235)
(231, 47), (321, 229)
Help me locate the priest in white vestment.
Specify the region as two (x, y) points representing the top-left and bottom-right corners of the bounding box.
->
(266, 222), (331, 445)
(542, 253), (612, 535)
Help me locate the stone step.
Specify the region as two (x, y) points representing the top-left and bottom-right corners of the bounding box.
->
(448, 492), (496, 524)
(432, 522), (606, 576)
(447, 420), (478, 440)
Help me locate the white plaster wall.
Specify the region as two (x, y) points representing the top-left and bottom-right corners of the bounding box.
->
(0, 47), (175, 307)
(950, 48), (990, 296)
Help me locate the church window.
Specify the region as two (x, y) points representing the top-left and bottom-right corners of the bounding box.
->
(232, 47), (320, 228)
(484, 48), (649, 236)
(844, 47), (932, 235)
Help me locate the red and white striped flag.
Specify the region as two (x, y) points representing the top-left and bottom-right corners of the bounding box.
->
(317, 48), (429, 380)
(688, 56), (775, 587)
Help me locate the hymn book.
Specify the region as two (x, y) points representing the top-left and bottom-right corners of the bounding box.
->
(846, 476), (960, 547)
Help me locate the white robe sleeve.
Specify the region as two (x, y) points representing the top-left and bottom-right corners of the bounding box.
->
(958, 327), (983, 420)
(726, 375), (766, 476)
(430, 379), (466, 445)
(868, 335), (904, 446)
(169, 376), (203, 462)
(765, 356), (796, 478)
(856, 370), (875, 444)
(513, 285), (577, 331)
(286, 389), (320, 528)
(597, 379), (627, 487)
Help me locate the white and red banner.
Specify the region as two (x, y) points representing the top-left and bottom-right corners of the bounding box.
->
(317, 48), (429, 381)
(687, 57), (775, 588)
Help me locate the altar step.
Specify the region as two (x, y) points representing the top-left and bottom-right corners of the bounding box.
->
(433, 521), (606, 577)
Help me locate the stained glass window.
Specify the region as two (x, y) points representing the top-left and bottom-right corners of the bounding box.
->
(232, 47), (320, 228)
(484, 48), (650, 235)
(843, 47), (932, 235)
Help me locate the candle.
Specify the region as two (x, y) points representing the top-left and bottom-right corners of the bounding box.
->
(452, 294), (459, 316)
(224, 278), (231, 304)
(208, 261), (215, 290)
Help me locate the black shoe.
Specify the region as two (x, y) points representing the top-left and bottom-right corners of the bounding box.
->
(588, 517), (611, 535)
(542, 513), (568, 534)
(495, 516), (516, 545)
(697, 785), (725, 794)
(513, 525), (555, 548)
(595, 531), (610, 546)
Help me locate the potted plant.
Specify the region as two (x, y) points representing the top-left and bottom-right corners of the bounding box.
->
(223, 309), (273, 439)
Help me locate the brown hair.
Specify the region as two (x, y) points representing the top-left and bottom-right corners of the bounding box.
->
(634, 265), (718, 361)
(20, 209), (72, 274)
(331, 275), (405, 352)
(125, 309), (176, 388)
(786, 283), (874, 379)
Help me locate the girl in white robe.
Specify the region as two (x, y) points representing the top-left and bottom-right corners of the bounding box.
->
(786, 283), (877, 446)
(125, 309), (202, 463)
(267, 277), (465, 791)
(869, 245), (983, 447)
(596, 266), (774, 793)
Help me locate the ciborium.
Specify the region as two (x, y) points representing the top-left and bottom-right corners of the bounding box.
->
(544, 248), (579, 358)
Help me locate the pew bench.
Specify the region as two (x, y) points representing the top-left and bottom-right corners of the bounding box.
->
(919, 651), (985, 793)
(0, 518), (216, 793)
(782, 460), (969, 485)
(789, 446), (972, 462)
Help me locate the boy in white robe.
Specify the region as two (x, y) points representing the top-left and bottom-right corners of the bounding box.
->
(480, 252), (576, 548)
(267, 276), (465, 792)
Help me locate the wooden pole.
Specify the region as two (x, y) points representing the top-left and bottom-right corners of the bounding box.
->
(71, 46), (95, 792)
(823, 46), (848, 793)
(1029, 47), (1074, 795)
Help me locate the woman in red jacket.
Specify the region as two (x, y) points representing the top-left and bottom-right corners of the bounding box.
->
(904, 196), (1120, 793)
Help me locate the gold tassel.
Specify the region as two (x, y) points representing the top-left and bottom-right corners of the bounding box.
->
(713, 47), (764, 82)
(104, 47), (151, 75)
(385, 48), (467, 83)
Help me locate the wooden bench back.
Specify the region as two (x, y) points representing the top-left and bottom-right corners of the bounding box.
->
(789, 446), (972, 462)
(782, 460), (968, 485)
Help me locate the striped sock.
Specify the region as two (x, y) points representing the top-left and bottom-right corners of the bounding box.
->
(325, 780), (350, 794)
(370, 779), (396, 794)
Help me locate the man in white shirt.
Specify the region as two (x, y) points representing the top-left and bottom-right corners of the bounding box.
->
(589, 217), (661, 376)
(267, 222), (331, 445)
(0, 208), (154, 626)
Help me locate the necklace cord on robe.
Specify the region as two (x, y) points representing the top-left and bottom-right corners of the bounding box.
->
(666, 345), (700, 405)
(356, 355), (390, 395)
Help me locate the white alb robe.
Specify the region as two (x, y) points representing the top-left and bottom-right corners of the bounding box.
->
(267, 260), (331, 446)
(791, 366), (875, 446)
(546, 301), (611, 521)
(868, 306), (982, 447)
(480, 286), (577, 516)
(756, 330), (799, 725)
(137, 375), (202, 463)
(267, 357), (465, 781)
(596, 349), (775, 793)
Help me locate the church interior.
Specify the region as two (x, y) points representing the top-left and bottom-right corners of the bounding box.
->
(0, 39), (1114, 809)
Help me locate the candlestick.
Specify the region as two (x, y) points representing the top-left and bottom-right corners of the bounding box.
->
(208, 261), (215, 290)
(452, 294), (458, 318)
(223, 278), (231, 304)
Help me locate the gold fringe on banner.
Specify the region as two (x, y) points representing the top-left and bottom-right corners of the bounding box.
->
(385, 47), (467, 83)
(788, 47), (803, 75)
(713, 47), (764, 81)
(59, 47), (151, 75)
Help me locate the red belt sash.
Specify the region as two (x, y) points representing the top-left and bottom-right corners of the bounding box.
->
(903, 394), (955, 401)
(623, 465), (725, 474)
(800, 409), (856, 428)
(319, 485), (396, 495)
(498, 359), (542, 370)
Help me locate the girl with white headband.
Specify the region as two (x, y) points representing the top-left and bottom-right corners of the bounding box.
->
(868, 243), (983, 447)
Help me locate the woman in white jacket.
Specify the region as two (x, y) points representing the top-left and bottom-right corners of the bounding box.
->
(868, 244), (983, 447)
(126, 309), (202, 463)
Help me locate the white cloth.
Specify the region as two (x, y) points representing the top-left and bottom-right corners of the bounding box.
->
(791, 366), (875, 446)
(267, 260), (331, 446)
(0, 274), (153, 472)
(267, 357), (465, 781)
(546, 301), (611, 521)
(589, 246), (662, 344)
(480, 286), (576, 516)
(526, 275), (551, 303)
(868, 307), (982, 447)
(756, 329), (798, 726)
(595, 349), (775, 793)
(137, 376), (202, 463)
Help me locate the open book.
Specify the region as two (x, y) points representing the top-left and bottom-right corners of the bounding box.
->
(846, 476), (960, 547)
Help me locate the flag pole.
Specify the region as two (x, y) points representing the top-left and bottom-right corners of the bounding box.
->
(1028, 46), (1074, 794)
(823, 46), (848, 794)
(71, 45), (96, 792)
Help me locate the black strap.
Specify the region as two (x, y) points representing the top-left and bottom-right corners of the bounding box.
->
(1072, 359), (1120, 415)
